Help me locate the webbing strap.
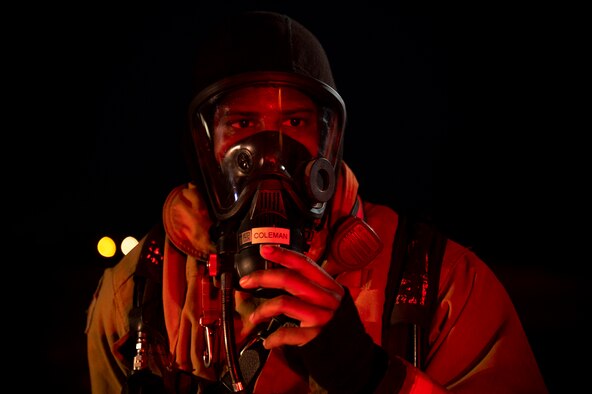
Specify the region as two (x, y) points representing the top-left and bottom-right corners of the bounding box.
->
(124, 223), (169, 394)
(381, 216), (447, 369)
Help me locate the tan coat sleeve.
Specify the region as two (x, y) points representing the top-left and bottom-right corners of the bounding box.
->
(85, 240), (144, 393)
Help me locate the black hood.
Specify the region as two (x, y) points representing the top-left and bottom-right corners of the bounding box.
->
(192, 11), (337, 95)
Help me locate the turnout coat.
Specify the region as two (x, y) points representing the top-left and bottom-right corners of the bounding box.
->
(86, 164), (547, 393)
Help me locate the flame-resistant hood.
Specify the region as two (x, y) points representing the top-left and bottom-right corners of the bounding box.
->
(191, 11), (338, 96)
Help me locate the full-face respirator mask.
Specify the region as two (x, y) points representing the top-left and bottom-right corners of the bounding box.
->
(189, 72), (346, 298)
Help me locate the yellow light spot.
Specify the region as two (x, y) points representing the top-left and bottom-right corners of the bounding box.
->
(121, 236), (139, 255)
(97, 236), (116, 258)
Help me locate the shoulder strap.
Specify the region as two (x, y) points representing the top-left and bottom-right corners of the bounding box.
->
(381, 214), (447, 369)
(124, 223), (212, 394)
(123, 223), (170, 394)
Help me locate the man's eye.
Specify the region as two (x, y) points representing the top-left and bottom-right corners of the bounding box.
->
(231, 119), (254, 129)
(283, 118), (304, 127)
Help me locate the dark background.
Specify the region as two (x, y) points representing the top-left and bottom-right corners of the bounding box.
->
(15, 1), (586, 392)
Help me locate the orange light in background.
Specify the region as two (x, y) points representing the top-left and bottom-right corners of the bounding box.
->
(121, 236), (139, 255)
(97, 236), (117, 258)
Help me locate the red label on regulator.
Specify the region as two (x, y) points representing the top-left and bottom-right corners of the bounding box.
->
(240, 227), (290, 246)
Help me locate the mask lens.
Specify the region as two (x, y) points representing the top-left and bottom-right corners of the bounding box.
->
(213, 86), (321, 162)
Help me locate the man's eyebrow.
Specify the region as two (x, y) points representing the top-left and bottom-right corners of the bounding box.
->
(219, 110), (258, 117)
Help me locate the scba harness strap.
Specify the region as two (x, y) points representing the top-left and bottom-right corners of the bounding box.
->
(124, 216), (446, 393)
(382, 215), (446, 370)
(123, 223), (170, 393)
